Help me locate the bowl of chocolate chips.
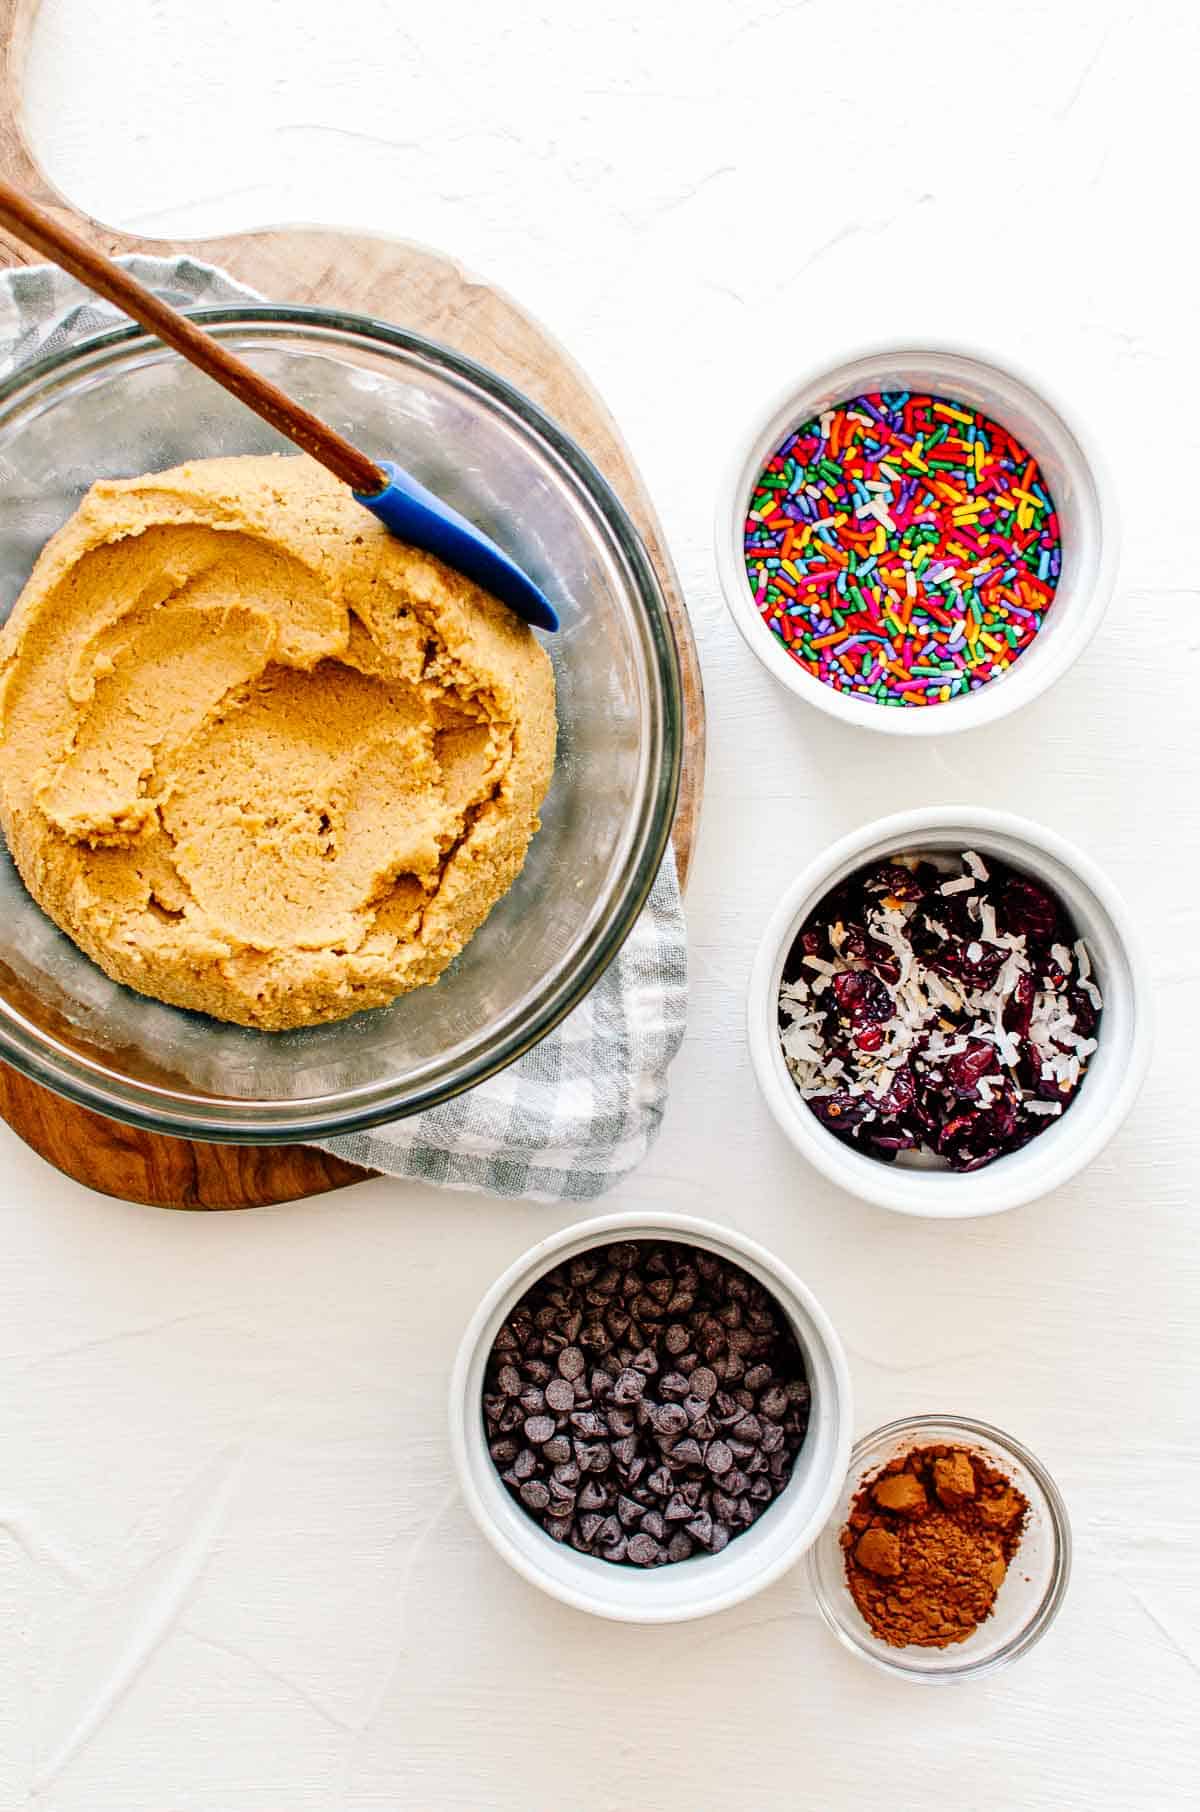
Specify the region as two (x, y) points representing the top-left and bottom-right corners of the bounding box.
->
(450, 1212), (852, 1621)
(749, 806), (1151, 1216)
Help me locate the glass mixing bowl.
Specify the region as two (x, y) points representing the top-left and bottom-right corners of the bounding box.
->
(0, 308), (682, 1141)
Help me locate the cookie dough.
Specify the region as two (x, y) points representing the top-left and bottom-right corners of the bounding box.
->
(0, 455), (556, 1029)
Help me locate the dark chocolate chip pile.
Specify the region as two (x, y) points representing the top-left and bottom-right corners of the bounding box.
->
(483, 1240), (811, 1567)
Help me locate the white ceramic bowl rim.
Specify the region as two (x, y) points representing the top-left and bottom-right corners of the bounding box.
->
(449, 1210), (853, 1623)
(715, 335), (1120, 737)
(748, 806), (1153, 1217)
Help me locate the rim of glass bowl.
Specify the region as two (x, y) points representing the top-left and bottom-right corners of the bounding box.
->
(0, 306), (683, 1142)
(808, 1413), (1072, 1682)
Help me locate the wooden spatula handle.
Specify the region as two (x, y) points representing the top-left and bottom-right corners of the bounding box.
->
(0, 177), (386, 494)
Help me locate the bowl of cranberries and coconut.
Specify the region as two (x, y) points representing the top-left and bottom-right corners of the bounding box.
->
(748, 807), (1151, 1217)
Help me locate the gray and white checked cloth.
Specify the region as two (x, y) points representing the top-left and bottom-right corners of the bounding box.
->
(0, 256), (689, 1203)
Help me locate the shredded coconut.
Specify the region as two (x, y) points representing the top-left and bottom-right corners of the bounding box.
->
(777, 846), (1104, 1173)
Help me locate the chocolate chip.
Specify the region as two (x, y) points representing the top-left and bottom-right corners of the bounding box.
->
(653, 1403), (689, 1439)
(686, 1510), (713, 1547)
(671, 1437), (704, 1467)
(483, 1239), (811, 1567)
(613, 1368), (645, 1403)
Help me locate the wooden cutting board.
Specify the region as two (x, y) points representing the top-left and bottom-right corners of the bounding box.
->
(0, 0), (705, 1210)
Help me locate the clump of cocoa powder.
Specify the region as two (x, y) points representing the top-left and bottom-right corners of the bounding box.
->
(841, 1443), (1029, 1648)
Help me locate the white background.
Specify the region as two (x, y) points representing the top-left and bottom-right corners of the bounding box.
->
(2, 0), (1195, 1805)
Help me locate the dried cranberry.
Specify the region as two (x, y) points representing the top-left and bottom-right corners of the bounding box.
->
(1067, 986), (1098, 1040)
(867, 863), (924, 903)
(999, 876), (1060, 944)
(832, 969), (893, 1028)
(920, 917), (1000, 985)
(937, 1101), (1012, 1171)
(866, 1127), (918, 1161)
(946, 1042), (999, 1099)
(1032, 1071), (1072, 1106)
(1004, 971), (1036, 1038)
(807, 1090), (871, 1133)
(840, 923), (900, 981)
(877, 1063), (916, 1118)
(855, 1025), (883, 1052)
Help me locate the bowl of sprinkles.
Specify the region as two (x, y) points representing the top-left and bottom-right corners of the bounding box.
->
(748, 807), (1151, 1216)
(717, 343), (1117, 733)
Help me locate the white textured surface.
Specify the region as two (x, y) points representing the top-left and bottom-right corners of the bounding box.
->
(4, 0), (1196, 1805)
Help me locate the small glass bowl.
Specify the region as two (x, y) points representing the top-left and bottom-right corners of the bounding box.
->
(808, 1414), (1071, 1683)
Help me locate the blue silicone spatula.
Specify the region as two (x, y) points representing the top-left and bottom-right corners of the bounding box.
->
(0, 178), (559, 633)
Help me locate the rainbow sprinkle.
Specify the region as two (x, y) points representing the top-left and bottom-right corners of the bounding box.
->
(743, 392), (1062, 707)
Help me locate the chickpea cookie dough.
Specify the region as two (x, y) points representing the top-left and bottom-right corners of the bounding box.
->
(0, 455), (556, 1030)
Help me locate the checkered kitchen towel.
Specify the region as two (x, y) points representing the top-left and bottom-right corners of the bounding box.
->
(0, 257), (689, 1203)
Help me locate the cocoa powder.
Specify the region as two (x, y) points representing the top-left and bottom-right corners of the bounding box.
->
(841, 1443), (1029, 1648)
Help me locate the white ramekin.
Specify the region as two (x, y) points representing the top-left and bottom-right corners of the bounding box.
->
(716, 339), (1118, 736)
(449, 1210), (852, 1622)
(748, 807), (1152, 1217)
